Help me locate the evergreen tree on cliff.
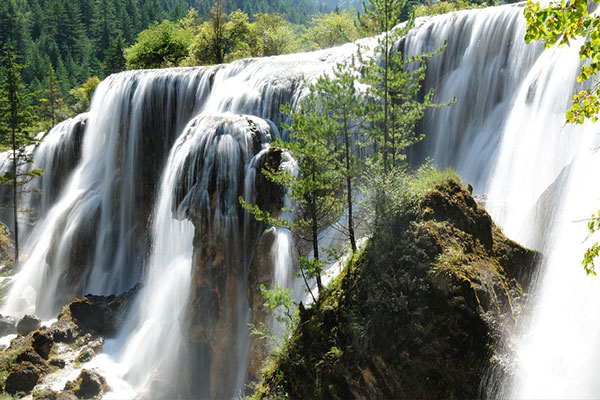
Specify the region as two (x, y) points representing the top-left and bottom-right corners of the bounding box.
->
(0, 43), (39, 262)
(311, 60), (363, 252)
(358, 0), (408, 173)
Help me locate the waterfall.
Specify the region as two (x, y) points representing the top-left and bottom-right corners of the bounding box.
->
(403, 5), (600, 398)
(0, 114), (86, 242)
(3, 3), (600, 398)
(97, 113), (273, 398)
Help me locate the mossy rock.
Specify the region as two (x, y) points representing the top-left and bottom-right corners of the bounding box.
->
(256, 179), (539, 399)
(4, 361), (40, 395)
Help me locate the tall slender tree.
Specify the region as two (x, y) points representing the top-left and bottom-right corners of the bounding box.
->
(40, 65), (64, 129)
(242, 91), (346, 296)
(358, 0), (411, 173)
(312, 60), (363, 252)
(0, 43), (39, 262)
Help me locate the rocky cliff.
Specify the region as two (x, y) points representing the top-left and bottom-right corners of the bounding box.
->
(255, 178), (539, 399)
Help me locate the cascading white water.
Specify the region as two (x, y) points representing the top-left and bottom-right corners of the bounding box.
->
(0, 114), (86, 243)
(97, 113), (272, 398)
(5, 3), (600, 398)
(2, 45), (368, 318)
(403, 5), (600, 398)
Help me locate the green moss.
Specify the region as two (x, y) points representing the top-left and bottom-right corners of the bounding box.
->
(0, 348), (22, 390)
(407, 164), (461, 200)
(31, 388), (58, 400)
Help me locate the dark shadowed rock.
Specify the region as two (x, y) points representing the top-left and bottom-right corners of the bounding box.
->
(33, 330), (54, 359)
(68, 283), (141, 336)
(5, 361), (40, 395)
(49, 358), (66, 369)
(16, 349), (48, 372)
(17, 315), (41, 336)
(51, 324), (75, 343)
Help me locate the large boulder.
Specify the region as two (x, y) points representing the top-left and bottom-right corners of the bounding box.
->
(256, 179), (539, 399)
(63, 369), (107, 399)
(5, 361), (40, 395)
(32, 330), (54, 359)
(17, 314), (41, 336)
(68, 283), (141, 335)
(16, 349), (48, 372)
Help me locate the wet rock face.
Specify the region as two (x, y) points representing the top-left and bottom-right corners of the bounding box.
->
(176, 116), (284, 399)
(68, 369), (107, 399)
(254, 148), (285, 217)
(258, 179), (539, 400)
(246, 229), (278, 385)
(68, 283), (141, 336)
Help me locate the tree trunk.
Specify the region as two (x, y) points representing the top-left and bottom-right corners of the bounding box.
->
(343, 111), (356, 252)
(383, 0), (389, 174)
(310, 193), (322, 291)
(11, 126), (18, 262)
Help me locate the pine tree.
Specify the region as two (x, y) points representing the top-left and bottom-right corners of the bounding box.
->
(311, 60), (363, 252)
(0, 43), (41, 262)
(242, 91), (346, 297)
(358, 0), (411, 173)
(359, 0), (450, 172)
(39, 65), (64, 129)
(104, 35), (126, 75)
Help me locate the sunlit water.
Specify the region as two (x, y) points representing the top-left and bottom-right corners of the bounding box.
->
(2, 3), (600, 398)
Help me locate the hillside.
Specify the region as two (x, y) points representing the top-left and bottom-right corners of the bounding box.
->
(0, 0), (325, 102)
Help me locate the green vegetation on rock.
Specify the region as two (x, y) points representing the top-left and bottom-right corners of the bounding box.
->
(253, 171), (538, 399)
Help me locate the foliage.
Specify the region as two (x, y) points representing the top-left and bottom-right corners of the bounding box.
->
(523, 0), (600, 273)
(414, 0), (481, 18)
(193, 0), (325, 25)
(104, 35), (127, 76)
(70, 77), (101, 114)
(357, 0), (414, 36)
(249, 13), (302, 57)
(361, 162), (460, 237)
(583, 214), (600, 276)
(125, 19), (194, 69)
(38, 66), (66, 130)
(523, 0), (599, 124)
(249, 283), (299, 348)
(303, 10), (360, 50)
